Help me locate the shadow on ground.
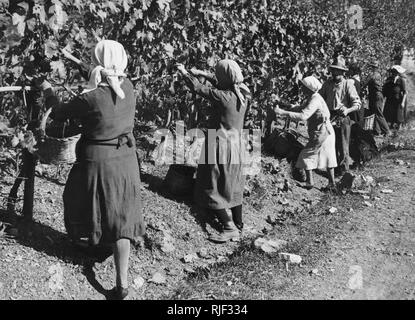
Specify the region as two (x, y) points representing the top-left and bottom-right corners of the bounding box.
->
(140, 171), (222, 233)
(0, 208), (115, 299)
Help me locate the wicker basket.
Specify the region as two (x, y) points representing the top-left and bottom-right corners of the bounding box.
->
(35, 108), (81, 165)
(363, 114), (375, 131)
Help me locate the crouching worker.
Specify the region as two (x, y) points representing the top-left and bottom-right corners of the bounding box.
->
(274, 76), (337, 191)
(35, 40), (145, 300)
(176, 60), (251, 243)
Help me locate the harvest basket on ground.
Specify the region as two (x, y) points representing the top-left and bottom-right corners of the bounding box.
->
(264, 119), (306, 182)
(264, 119), (304, 162)
(35, 107), (82, 165)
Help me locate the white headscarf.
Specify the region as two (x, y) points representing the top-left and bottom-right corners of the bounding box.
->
(391, 65), (406, 74)
(84, 40), (128, 99)
(215, 59), (251, 110)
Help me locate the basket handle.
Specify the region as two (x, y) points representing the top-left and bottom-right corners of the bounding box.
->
(40, 107), (53, 133)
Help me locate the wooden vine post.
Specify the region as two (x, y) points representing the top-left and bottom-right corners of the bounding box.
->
(22, 88), (42, 221)
(2, 86), (41, 221)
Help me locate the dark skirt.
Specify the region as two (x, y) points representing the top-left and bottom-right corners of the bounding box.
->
(384, 98), (404, 124)
(63, 138), (145, 245)
(194, 130), (245, 210)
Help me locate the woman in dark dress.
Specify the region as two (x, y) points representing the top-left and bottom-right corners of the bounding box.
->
(366, 62), (390, 136)
(37, 40), (145, 300)
(383, 65), (407, 129)
(176, 60), (251, 243)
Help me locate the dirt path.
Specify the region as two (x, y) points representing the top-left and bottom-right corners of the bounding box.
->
(285, 149), (415, 299)
(283, 53), (415, 300)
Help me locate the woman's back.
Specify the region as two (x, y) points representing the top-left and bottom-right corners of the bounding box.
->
(80, 79), (135, 140)
(209, 90), (247, 131)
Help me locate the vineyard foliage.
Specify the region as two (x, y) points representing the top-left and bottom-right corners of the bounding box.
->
(0, 0), (413, 137)
(314, 0), (415, 77)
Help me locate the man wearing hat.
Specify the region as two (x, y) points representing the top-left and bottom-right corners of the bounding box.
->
(366, 61), (390, 136)
(274, 76), (337, 190)
(319, 55), (362, 174)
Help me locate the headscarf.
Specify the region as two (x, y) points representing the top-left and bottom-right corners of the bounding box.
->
(389, 65), (406, 84)
(300, 76), (322, 93)
(84, 40), (128, 99)
(215, 59), (251, 110)
(391, 65), (406, 74)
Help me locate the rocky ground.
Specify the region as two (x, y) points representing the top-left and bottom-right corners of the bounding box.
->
(170, 53), (415, 300)
(0, 149), (320, 300)
(287, 54), (415, 300)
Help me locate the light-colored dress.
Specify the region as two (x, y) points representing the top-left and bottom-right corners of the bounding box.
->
(285, 93), (337, 170)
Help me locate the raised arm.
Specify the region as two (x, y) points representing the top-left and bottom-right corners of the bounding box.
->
(190, 68), (218, 87)
(183, 74), (224, 102)
(274, 99), (318, 122)
(61, 48), (92, 81)
(271, 94), (302, 112)
(176, 64), (223, 103)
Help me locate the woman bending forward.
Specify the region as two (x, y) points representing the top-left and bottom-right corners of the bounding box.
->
(274, 76), (337, 190)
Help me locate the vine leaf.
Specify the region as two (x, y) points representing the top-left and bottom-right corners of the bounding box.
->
(45, 39), (59, 58)
(164, 43), (175, 58)
(0, 0), (9, 9)
(249, 24), (259, 33)
(26, 18), (37, 32)
(11, 13), (26, 36)
(33, 3), (47, 23)
(106, 1), (119, 13)
(96, 9), (107, 21)
(123, 0), (133, 12)
(73, 0), (83, 11)
(16, 2), (29, 13)
(48, 2), (68, 33)
(50, 60), (66, 79)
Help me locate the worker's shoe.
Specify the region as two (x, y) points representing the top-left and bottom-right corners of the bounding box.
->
(108, 286), (129, 300)
(304, 182), (314, 190)
(208, 228), (240, 243)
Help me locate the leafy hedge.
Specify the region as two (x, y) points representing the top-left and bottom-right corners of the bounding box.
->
(315, 0), (415, 77)
(0, 0), (412, 134)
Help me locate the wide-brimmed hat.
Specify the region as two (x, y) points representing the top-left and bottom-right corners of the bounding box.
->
(329, 56), (349, 72)
(300, 76), (322, 93)
(390, 65), (406, 74)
